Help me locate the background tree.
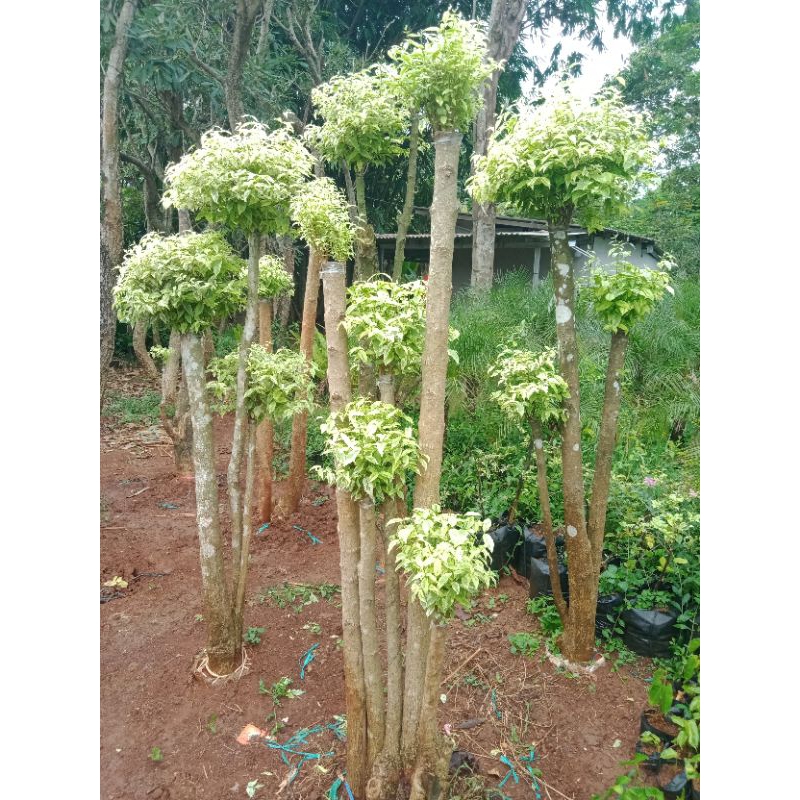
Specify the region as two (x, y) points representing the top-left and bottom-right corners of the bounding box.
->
(102, 0), (139, 403)
(284, 176), (354, 514)
(255, 254), (295, 521)
(471, 86), (659, 662)
(114, 231), (247, 673)
(389, 12), (497, 757)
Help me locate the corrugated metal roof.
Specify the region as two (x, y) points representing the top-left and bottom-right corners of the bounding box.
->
(375, 230), (552, 241)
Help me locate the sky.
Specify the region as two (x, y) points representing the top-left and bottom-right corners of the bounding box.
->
(521, 6), (636, 101)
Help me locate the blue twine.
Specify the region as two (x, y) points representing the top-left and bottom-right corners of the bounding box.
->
(264, 724), (333, 784)
(300, 643), (319, 680)
(327, 776), (355, 800)
(327, 718), (347, 741)
(293, 524), (322, 544)
(257, 522), (270, 534)
(498, 755), (519, 788)
(491, 688), (503, 720)
(520, 748), (542, 800)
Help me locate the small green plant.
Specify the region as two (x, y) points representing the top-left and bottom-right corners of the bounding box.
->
(508, 632), (541, 657)
(303, 621), (322, 635)
(261, 676), (305, 706)
(591, 755), (664, 799)
(194, 614), (204, 622)
(258, 582), (340, 612)
(246, 778), (264, 798)
(206, 713), (218, 735)
(244, 626), (266, 645)
(148, 746), (163, 762)
(462, 672), (487, 691)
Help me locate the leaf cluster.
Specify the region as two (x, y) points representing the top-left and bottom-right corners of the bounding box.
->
(114, 231), (246, 333)
(470, 86), (655, 228)
(389, 10), (498, 133)
(290, 177), (354, 262)
(207, 345), (316, 423)
(343, 278), (427, 375)
(391, 505), (496, 623)
(306, 66), (408, 169)
(258, 254), (294, 299)
(586, 247), (673, 333)
(163, 120), (314, 234)
(315, 399), (423, 503)
(488, 347), (569, 426)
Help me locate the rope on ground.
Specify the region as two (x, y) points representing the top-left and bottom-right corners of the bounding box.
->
(299, 643), (319, 680)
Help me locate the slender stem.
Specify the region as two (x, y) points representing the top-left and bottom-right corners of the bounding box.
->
(393, 110), (421, 281)
(256, 299), (274, 522)
(234, 423), (257, 636)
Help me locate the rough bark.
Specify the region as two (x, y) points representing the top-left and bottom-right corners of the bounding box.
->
(181, 332), (236, 674)
(277, 235), (295, 329)
(256, 299), (274, 522)
(320, 261), (369, 796)
(284, 247), (323, 514)
(470, 0), (527, 291)
(160, 331), (194, 477)
(225, 0), (261, 128)
(393, 111), (421, 281)
(133, 320), (160, 381)
(530, 419), (568, 623)
(233, 423), (257, 654)
(359, 498), (386, 764)
(228, 234), (261, 573)
(101, 0), (138, 402)
(588, 331), (629, 574)
(355, 167), (379, 281)
(121, 151), (167, 233)
(549, 218), (595, 663)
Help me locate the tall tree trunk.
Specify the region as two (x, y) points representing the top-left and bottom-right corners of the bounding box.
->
(100, 0), (139, 403)
(255, 0), (275, 55)
(409, 623), (450, 800)
(405, 130), (462, 761)
(225, 0), (261, 128)
(588, 332), (629, 574)
(233, 423), (257, 656)
(277, 234), (295, 329)
(228, 234), (261, 579)
(393, 111), (421, 281)
(133, 320), (160, 380)
(182, 332), (236, 674)
(284, 248), (323, 514)
(548, 218), (594, 663)
(470, 0), (527, 291)
(256, 299), (274, 522)
(320, 260), (369, 797)
(354, 167), (379, 281)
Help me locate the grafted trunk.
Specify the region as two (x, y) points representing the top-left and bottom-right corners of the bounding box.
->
(320, 261), (368, 796)
(409, 623), (450, 800)
(284, 247), (323, 514)
(101, 0), (139, 402)
(228, 234), (261, 573)
(181, 332), (236, 674)
(549, 219), (594, 662)
(393, 111), (421, 281)
(133, 320), (159, 380)
(359, 498), (386, 764)
(588, 332), (629, 574)
(256, 299), (274, 522)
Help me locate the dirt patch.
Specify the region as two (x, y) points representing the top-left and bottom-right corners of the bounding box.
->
(101, 367), (651, 800)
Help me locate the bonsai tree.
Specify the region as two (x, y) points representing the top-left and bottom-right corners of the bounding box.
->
(255, 254), (295, 522)
(162, 121), (314, 657)
(306, 66), (407, 279)
(391, 507), (495, 799)
(316, 398), (425, 796)
(470, 85), (661, 663)
(114, 230), (248, 674)
(207, 345), (315, 637)
(283, 177), (354, 515)
(389, 9), (497, 760)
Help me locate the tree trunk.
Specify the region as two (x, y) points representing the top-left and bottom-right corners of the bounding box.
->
(548, 218), (594, 663)
(530, 419), (568, 623)
(160, 330), (194, 477)
(404, 129), (461, 761)
(133, 320), (160, 381)
(284, 247), (323, 514)
(354, 166), (379, 280)
(470, 0), (527, 291)
(393, 111), (421, 281)
(233, 423), (257, 656)
(256, 299), (274, 522)
(228, 234), (261, 575)
(224, 0), (261, 128)
(277, 234), (295, 329)
(101, 0), (139, 402)
(181, 332), (236, 674)
(320, 260), (369, 797)
(359, 497), (386, 765)
(588, 331), (629, 574)
(409, 622), (450, 800)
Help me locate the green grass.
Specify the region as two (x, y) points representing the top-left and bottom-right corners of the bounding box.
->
(104, 391), (162, 424)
